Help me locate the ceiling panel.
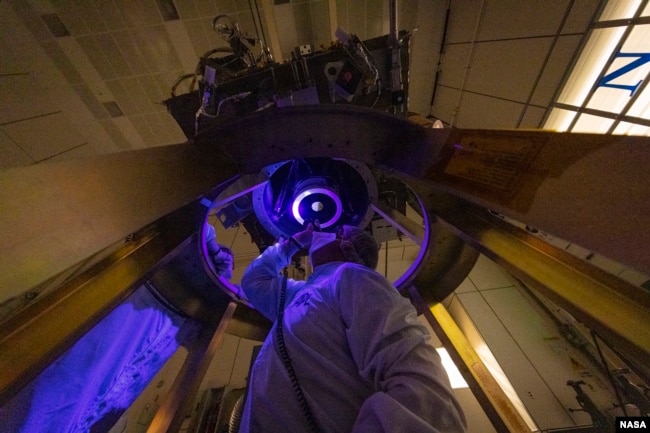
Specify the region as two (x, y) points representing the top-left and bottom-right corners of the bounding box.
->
(52, 0), (91, 35)
(131, 25), (184, 71)
(429, 85), (461, 125)
(562, 0), (602, 33)
(165, 20), (202, 72)
(1, 0), (597, 168)
(479, 0), (571, 40)
(0, 130), (32, 169)
(57, 36), (109, 93)
(436, 42), (472, 90)
(519, 105), (546, 129)
(529, 34), (583, 108)
(455, 92), (525, 129)
(0, 74), (58, 124)
(465, 38), (554, 103)
(444, 1), (485, 44)
(76, 35), (118, 80)
(1, 112), (87, 162)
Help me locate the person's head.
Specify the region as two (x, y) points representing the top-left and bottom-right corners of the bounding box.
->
(308, 226), (378, 270)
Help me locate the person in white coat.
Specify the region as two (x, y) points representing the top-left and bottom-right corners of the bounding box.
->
(238, 223), (466, 433)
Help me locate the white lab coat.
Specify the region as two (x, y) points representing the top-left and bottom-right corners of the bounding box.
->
(238, 241), (467, 433)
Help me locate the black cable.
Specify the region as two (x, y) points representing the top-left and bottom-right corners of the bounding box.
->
(276, 268), (321, 433)
(590, 330), (629, 417)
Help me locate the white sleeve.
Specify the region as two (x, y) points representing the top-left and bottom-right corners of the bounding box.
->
(335, 265), (467, 433)
(240, 241), (303, 321)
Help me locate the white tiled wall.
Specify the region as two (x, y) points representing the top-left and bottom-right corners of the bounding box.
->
(447, 253), (623, 431)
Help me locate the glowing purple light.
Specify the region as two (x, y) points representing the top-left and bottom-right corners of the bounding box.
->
(291, 187), (343, 228)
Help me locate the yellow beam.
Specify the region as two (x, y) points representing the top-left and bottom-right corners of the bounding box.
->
(147, 302), (237, 433)
(435, 204), (650, 368)
(409, 287), (534, 433)
(0, 224), (193, 406)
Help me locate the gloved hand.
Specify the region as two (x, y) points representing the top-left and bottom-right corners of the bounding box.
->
(212, 246), (234, 279)
(291, 222), (316, 250)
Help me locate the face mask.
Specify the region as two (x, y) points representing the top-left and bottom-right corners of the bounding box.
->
(308, 232), (337, 265)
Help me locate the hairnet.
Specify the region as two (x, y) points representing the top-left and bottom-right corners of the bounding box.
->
(340, 226), (379, 269)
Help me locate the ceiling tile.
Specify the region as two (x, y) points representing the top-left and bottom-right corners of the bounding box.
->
(40, 40), (84, 84)
(466, 38), (553, 103)
(0, 130), (33, 169)
(479, 1), (569, 40)
(215, 0), (238, 15)
(398, 0), (419, 31)
(76, 35), (117, 80)
(57, 36), (106, 87)
(122, 77), (155, 114)
(112, 117), (148, 149)
(173, 0), (200, 20)
(112, 30), (152, 75)
(113, 0), (147, 28)
(184, 18), (212, 57)
(105, 79), (139, 115)
(562, 0), (601, 34)
(137, 0), (164, 26)
(131, 25), (183, 72)
(103, 101), (124, 118)
(445, 1), (484, 44)
(0, 74), (57, 124)
(142, 112), (171, 144)
(72, 83), (111, 120)
(75, 0), (109, 33)
(137, 76), (168, 110)
(100, 118), (135, 150)
(2, 112), (87, 162)
(530, 35), (581, 107)
(165, 20), (200, 72)
(9, 0), (53, 41)
(519, 105), (546, 129)
(153, 72), (179, 101)
(129, 114), (158, 146)
(455, 277), (478, 294)
(195, 0), (218, 18)
(92, 0), (129, 31)
(52, 0), (91, 35)
(437, 42), (472, 90)
(158, 111), (187, 143)
(156, 0), (181, 22)
(40, 13), (71, 37)
(429, 85), (460, 125)
(95, 33), (133, 77)
(455, 92), (525, 129)
(468, 254), (513, 291)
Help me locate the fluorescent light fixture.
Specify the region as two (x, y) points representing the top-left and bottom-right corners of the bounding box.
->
(545, 2), (649, 136)
(436, 348), (468, 389)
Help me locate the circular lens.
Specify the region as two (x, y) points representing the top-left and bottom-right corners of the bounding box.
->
(292, 187), (342, 228)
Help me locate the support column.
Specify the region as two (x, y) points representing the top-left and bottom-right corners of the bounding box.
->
(147, 302), (238, 433)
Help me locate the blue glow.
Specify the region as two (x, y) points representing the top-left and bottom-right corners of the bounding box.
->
(0, 285), (185, 432)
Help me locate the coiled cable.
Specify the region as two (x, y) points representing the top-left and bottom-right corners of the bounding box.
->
(275, 268), (321, 433)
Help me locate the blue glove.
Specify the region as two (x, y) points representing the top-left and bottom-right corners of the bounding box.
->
(212, 246), (234, 279)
